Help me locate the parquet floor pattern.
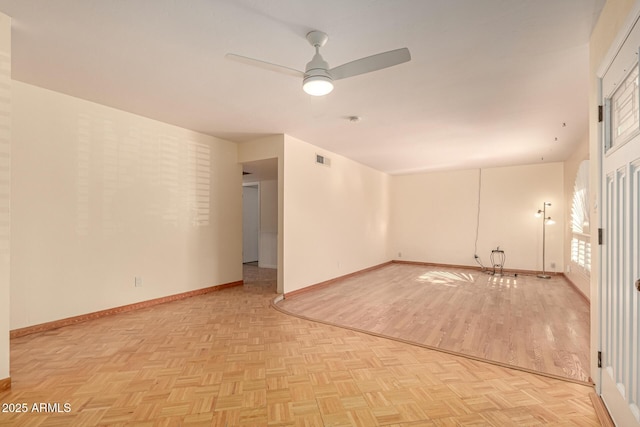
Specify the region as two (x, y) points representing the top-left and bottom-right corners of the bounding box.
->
(277, 264), (590, 383)
(0, 266), (599, 426)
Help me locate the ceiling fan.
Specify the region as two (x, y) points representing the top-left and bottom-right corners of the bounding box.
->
(226, 31), (411, 96)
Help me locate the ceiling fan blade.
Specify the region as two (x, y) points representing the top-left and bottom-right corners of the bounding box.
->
(330, 47), (411, 80)
(225, 53), (304, 78)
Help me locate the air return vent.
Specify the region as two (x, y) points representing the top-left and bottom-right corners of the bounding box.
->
(316, 154), (331, 166)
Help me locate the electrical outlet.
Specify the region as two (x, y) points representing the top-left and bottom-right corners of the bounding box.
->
(398, 252), (402, 258)
(550, 262), (556, 269)
(134, 276), (142, 287)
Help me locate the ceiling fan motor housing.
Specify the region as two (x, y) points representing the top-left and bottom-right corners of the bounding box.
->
(304, 52), (332, 80)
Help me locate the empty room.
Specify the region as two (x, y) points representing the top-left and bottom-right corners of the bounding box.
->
(0, 0), (639, 426)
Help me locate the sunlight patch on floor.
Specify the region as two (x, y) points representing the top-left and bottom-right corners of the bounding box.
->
(488, 276), (518, 289)
(416, 270), (475, 285)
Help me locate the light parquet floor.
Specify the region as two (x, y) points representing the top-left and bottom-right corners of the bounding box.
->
(276, 263), (591, 384)
(0, 265), (599, 426)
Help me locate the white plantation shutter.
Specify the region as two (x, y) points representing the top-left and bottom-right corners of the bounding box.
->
(571, 160), (591, 272)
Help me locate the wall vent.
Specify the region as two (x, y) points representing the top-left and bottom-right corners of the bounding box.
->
(316, 154), (331, 166)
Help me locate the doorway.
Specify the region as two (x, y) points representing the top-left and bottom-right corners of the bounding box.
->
(240, 157), (280, 293)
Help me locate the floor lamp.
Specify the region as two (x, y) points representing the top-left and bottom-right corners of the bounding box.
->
(536, 202), (554, 279)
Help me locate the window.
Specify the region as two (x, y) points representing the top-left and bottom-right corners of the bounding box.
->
(607, 64), (639, 151)
(570, 160), (590, 272)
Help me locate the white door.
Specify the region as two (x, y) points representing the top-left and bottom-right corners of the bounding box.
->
(600, 15), (640, 426)
(242, 185), (259, 263)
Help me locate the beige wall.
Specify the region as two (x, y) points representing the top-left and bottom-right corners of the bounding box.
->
(0, 11), (9, 382)
(563, 133), (590, 298)
(589, 0), (637, 388)
(391, 162), (565, 272)
(237, 135), (284, 164)
(260, 180), (278, 233)
(282, 135), (390, 293)
(390, 169), (479, 265)
(10, 81), (242, 329)
(258, 179), (278, 269)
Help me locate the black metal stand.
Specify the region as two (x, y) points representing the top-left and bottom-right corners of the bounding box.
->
(490, 249), (505, 276)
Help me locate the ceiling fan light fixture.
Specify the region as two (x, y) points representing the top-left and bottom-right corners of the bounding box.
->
(303, 75), (333, 96)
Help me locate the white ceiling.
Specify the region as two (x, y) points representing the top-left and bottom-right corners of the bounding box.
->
(0, 0), (604, 175)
